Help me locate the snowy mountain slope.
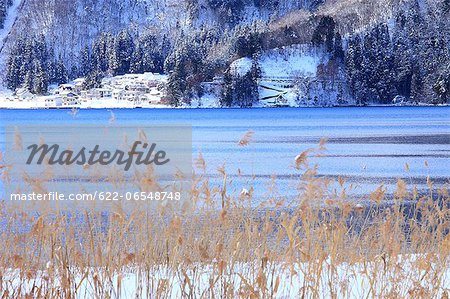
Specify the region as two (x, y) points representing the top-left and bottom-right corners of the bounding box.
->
(0, 0), (21, 51)
(0, 0), (22, 85)
(259, 45), (326, 78)
(1, 0), (190, 67)
(0, 0), (325, 69)
(0, 0), (21, 57)
(192, 0), (323, 27)
(230, 45), (327, 79)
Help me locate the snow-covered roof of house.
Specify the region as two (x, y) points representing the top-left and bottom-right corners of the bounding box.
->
(41, 95), (62, 101)
(149, 89), (161, 96)
(123, 74), (140, 79)
(60, 84), (75, 88)
(64, 92), (78, 97)
(141, 72), (167, 81)
(92, 87), (112, 92)
(16, 87), (31, 95)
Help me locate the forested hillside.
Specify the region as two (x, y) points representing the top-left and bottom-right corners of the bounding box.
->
(0, 0), (13, 28)
(1, 0), (449, 105)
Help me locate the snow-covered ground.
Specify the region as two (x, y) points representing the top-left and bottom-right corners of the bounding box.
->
(230, 45), (325, 79)
(259, 45), (325, 78)
(3, 255), (449, 298)
(189, 93), (221, 108)
(229, 57), (253, 76)
(0, 97), (171, 109)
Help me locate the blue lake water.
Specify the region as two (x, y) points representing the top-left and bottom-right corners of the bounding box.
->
(0, 107), (449, 201)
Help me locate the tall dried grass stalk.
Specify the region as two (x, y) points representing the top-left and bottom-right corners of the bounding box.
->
(0, 140), (449, 298)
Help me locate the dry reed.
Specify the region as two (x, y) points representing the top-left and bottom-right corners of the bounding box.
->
(0, 136), (449, 298)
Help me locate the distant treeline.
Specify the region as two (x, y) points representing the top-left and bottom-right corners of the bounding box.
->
(5, 0), (449, 105)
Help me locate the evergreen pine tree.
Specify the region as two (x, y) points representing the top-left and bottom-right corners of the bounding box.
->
(130, 42), (143, 74)
(311, 16), (336, 52)
(333, 32), (345, 61)
(55, 60), (68, 84)
(112, 30), (134, 75)
(433, 66), (450, 104)
(80, 46), (91, 77)
(166, 50), (187, 107)
(24, 69), (34, 91)
(83, 70), (103, 90)
(345, 35), (365, 104)
(6, 55), (22, 91)
(221, 69), (233, 107)
(33, 60), (48, 94)
(392, 27), (412, 97)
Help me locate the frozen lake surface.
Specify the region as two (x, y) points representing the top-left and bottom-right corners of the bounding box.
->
(0, 107), (448, 201)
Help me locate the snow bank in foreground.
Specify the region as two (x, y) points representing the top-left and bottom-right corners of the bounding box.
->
(3, 255), (449, 298)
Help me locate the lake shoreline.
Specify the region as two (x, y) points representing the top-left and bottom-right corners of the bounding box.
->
(0, 104), (450, 111)
(0, 102), (448, 110)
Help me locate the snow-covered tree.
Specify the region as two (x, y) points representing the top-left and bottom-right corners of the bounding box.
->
(130, 42), (143, 74)
(79, 46), (91, 77)
(111, 30), (134, 75)
(32, 60), (48, 94)
(311, 16), (336, 52)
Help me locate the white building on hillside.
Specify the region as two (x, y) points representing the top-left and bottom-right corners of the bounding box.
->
(73, 78), (85, 93)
